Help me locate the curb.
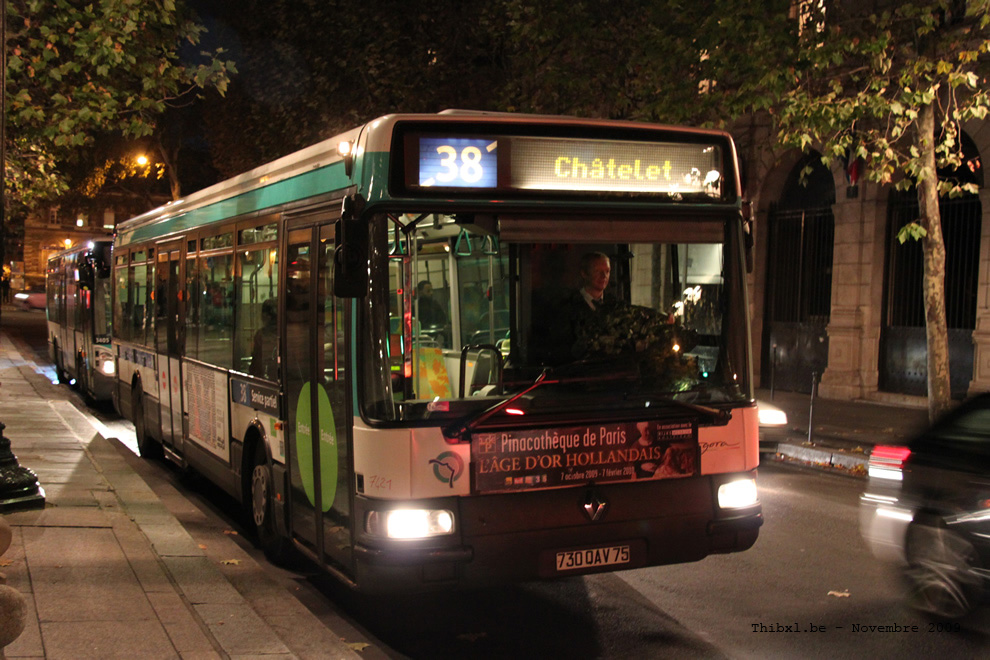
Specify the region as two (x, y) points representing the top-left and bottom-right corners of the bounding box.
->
(769, 442), (869, 477)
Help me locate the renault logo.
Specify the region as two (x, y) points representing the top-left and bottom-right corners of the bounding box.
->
(583, 489), (608, 522)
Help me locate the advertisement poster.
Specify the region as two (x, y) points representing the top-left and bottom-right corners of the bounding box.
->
(185, 363), (230, 460)
(472, 420), (697, 493)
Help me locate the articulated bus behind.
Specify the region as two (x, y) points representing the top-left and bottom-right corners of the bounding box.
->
(47, 240), (116, 402)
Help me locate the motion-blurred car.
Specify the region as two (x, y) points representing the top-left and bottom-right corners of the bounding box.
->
(757, 398), (789, 453)
(13, 285), (46, 311)
(860, 394), (990, 618)
(758, 399), (788, 429)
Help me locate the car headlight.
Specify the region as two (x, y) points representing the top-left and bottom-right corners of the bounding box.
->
(758, 403), (787, 427)
(717, 478), (759, 509)
(366, 509), (455, 539)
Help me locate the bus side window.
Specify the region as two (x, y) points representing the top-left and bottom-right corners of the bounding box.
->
(185, 251), (199, 360)
(199, 250), (234, 368)
(130, 260), (147, 346)
(114, 265), (129, 342)
(236, 246), (278, 378)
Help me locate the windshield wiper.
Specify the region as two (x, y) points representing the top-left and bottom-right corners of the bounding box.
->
(443, 361), (655, 441)
(653, 396), (731, 426)
(443, 368), (556, 442)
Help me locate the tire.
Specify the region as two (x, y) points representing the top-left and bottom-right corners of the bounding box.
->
(904, 520), (983, 619)
(133, 384), (162, 460)
(250, 442), (291, 564)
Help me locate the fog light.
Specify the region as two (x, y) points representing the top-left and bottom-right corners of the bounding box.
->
(717, 478), (758, 509)
(366, 509), (455, 539)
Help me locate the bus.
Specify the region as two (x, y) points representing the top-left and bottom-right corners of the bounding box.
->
(47, 239), (116, 402)
(111, 111), (761, 592)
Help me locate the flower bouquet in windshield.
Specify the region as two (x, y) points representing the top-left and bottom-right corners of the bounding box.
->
(575, 300), (700, 391)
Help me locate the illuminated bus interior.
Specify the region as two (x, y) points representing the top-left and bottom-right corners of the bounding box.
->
(364, 211), (749, 425)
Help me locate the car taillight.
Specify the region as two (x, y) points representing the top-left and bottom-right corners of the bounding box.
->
(868, 445), (911, 481)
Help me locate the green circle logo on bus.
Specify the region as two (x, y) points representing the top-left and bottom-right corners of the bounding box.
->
(294, 382), (338, 512)
(430, 451), (464, 488)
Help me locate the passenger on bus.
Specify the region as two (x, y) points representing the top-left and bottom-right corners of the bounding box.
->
(415, 280), (451, 347)
(250, 298), (278, 379)
(415, 280), (448, 328)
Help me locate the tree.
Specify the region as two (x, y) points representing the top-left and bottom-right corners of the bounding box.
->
(498, 0), (797, 128)
(58, 133), (172, 211)
(767, 0), (990, 421)
(201, 0), (506, 178)
(4, 0), (235, 208)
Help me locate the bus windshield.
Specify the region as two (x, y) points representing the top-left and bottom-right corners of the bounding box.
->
(361, 211), (749, 424)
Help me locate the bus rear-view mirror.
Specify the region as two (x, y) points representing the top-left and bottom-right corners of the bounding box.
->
(333, 218), (368, 298)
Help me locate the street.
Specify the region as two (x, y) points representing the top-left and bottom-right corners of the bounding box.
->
(5, 308), (989, 659)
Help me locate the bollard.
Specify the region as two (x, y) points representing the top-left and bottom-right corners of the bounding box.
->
(0, 422), (45, 512)
(807, 370), (818, 444)
(0, 515), (27, 659)
(770, 344), (777, 400)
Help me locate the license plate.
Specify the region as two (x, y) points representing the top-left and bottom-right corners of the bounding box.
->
(555, 544), (631, 572)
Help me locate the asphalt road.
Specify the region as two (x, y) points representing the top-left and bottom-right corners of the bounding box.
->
(6, 308), (989, 659)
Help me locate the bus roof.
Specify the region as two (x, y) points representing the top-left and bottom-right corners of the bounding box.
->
(114, 112), (741, 248)
(47, 238), (114, 263)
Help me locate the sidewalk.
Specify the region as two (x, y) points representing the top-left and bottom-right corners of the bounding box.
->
(757, 387), (931, 475)
(0, 327), (361, 659)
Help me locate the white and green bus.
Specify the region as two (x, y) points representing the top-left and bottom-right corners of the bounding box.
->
(47, 239), (116, 402)
(112, 111), (762, 592)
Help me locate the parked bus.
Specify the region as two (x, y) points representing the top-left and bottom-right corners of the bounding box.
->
(47, 239), (115, 402)
(112, 111), (761, 592)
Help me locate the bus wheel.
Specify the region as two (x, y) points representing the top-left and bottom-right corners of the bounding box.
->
(133, 385), (162, 460)
(250, 442), (289, 563)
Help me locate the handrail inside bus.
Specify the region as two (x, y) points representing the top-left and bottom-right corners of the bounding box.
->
(458, 344), (504, 399)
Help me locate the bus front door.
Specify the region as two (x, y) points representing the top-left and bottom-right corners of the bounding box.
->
(284, 222), (352, 573)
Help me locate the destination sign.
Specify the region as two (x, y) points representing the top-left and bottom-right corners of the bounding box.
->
(418, 137), (498, 188)
(472, 419), (698, 494)
(230, 377), (280, 417)
(407, 132), (725, 197)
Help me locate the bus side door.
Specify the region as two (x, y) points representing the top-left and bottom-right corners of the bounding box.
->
(156, 241), (185, 453)
(283, 219), (352, 574)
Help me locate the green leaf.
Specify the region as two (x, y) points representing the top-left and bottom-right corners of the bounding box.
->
(897, 222), (927, 244)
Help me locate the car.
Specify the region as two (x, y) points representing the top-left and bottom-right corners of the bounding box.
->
(860, 393), (990, 618)
(757, 399), (788, 429)
(13, 285), (46, 311)
(757, 398), (789, 453)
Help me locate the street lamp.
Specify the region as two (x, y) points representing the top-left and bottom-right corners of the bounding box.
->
(63, 238), (72, 250)
(136, 154), (148, 166)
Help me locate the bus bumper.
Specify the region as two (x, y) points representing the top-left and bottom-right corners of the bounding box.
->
(350, 472), (762, 593)
(90, 371), (116, 402)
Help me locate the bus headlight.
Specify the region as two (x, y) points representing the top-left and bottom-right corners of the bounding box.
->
(95, 350), (115, 375)
(366, 509), (455, 539)
(717, 478), (759, 509)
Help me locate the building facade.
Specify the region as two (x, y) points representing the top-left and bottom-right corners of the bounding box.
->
(15, 195), (160, 290)
(746, 119), (989, 406)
